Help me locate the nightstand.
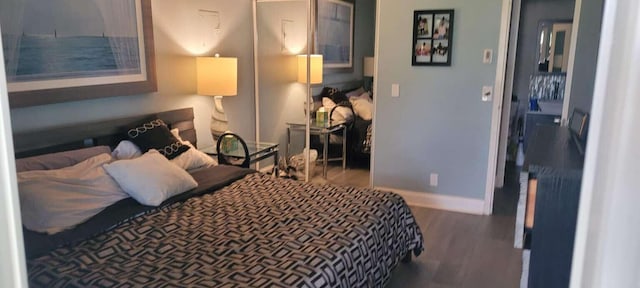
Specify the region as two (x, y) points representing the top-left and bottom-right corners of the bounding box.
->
(286, 119), (347, 178)
(200, 139), (279, 173)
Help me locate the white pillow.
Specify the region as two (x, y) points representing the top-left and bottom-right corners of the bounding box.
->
(349, 91), (373, 103)
(103, 150), (198, 206)
(349, 92), (374, 121)
(346, 87), (366, 98)
(171, 140), (217, 170)
(170, 129), (218, 170)
(112, 140), (142, 160)
(322, 97), (354, 122)
(18, 153), (129, 234)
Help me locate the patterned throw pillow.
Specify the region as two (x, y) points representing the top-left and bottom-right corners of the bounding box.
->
(126, 118), (190, 160)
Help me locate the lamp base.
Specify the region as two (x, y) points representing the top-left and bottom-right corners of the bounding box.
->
(211, 95), (229, 141)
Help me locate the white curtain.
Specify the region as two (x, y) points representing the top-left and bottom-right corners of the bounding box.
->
(0, 0), (25, 79)
(94, 0), (140, 72)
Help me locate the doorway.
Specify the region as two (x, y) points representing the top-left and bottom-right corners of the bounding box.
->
(493, 0), (577, 214)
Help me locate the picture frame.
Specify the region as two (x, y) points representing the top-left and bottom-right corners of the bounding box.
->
(412, 9), (454, 66)
(3, 0), (157, 108)
(315, 0), (354, 70)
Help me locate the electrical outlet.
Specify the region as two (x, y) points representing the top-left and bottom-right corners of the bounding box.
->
(430, 173), (438, 187)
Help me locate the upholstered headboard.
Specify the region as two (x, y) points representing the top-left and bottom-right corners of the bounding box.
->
(311, 79), (364, 97)
(13, 108), (196, 158)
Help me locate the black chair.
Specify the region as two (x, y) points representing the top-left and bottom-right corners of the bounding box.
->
(216, 132), (250, 168)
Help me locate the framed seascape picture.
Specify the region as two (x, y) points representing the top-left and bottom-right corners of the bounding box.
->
(0, 0), (157, 107)
(412, 9), (454, 66)
(316, 0), (354, 70)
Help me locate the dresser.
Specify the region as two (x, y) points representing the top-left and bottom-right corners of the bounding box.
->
(515, 125), (584, 288)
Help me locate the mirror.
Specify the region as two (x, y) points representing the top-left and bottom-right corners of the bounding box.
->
(255, 0), (314, 181)
(537, 20), (572, 73)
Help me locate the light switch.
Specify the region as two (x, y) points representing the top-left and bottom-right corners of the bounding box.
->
(482, 86), (493, 102)
(483, 49), (493, 64)
(391, 84), (400, 97)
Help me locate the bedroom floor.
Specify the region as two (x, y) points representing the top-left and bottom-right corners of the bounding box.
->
(387, 208), (521, 288)
(316, 165), (522, 288)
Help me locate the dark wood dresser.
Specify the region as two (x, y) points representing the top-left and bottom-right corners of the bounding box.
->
(515, 125), (584, 288)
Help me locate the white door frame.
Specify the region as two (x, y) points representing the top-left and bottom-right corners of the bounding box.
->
(561, 0), (583, 123)
(483, 0), (514, 214)
(0, 25), (29, 288)
(369, 0), (380, 188)
(495, 0), (522, 188)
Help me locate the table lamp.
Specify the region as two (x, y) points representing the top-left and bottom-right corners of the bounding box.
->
(298, 55), (324, 122)
(363, 56), (374, 92)
(197, 54), (238, 141)
(297, 54), (323, 84)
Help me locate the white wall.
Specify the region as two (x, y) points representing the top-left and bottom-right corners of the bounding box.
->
(374, 0), (503, 200)
(9, 0), (257, 148)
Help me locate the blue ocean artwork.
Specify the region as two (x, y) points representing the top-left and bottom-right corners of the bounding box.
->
(1, 0), (142, 83)
(317, 0), (352, 66)
(7, 35), (140, 82)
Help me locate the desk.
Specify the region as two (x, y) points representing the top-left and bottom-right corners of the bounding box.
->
(200, 141), (278, 173)
(286, 119), (347, 178)
(515, 126), (584, 288)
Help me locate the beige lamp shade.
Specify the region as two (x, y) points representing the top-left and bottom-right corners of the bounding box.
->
(363, 56), (375, 77)
(197, 57), (238, 96)
(297, 54), (323, 84)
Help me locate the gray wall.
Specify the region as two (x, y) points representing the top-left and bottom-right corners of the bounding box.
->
(513, 0), (575, 112)
(9, 0), (256, 149)
(568, 0), (604, 114)
(374, 0), (502, 199)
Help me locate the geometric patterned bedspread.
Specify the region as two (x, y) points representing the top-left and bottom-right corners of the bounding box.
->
(28, 173), (424, 287)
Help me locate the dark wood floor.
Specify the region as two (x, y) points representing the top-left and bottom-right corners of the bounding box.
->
(387, 208), (522, 288)
(315, 164), (522, 288)
(492, 161), (521, 216)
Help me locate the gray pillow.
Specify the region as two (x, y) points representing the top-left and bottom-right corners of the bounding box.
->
(15, 146), (112, 172)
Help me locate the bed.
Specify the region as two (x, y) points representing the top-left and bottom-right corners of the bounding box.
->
(14, 108), (423, 287)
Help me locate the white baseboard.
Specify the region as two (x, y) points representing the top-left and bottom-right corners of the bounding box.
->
(376, 187), (486, 215)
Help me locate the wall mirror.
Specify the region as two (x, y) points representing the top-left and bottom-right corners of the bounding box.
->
(536, 20), (573, 74)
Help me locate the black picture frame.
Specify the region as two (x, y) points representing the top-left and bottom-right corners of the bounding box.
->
(412, 9), (454, 66)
